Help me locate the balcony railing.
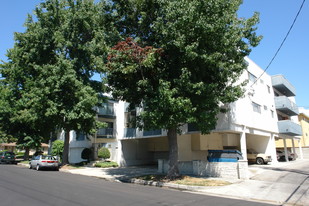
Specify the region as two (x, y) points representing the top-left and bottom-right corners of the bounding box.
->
(188, 123), (199, 132)
(271, 75), (296, 97)
(274, 96), (299, 116)
(97, 104), (115, 118)
(143, 129), (162, 137)
(97, 128), (115, 138)
(124, 128), (136, 138)
(278, 120), (302, 136)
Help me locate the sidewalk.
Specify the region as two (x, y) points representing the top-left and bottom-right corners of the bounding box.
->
(59, 160), (309, 206)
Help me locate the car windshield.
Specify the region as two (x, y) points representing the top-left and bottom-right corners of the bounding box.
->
(5, 152), (15, 156)
(41, 155), (56, 160)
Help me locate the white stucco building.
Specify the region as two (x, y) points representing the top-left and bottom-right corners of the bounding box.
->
(59, 57), (304, 179)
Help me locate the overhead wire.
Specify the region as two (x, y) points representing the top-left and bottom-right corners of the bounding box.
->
(251, 0), (306, 87)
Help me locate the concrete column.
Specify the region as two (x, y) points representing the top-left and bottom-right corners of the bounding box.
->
(283, 138), (289, 162)
(298, 139), (304, 159)
(291, 138), (296, 160)
(240, 126), (247, 160)
(270, 134), (278, 163)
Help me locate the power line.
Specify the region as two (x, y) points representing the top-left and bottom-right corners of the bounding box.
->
(251, 0), (306, 87)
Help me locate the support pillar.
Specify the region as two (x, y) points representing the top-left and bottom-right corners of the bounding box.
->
(283, 138), (289, 162)
(240, 126), (247, 160)
(291, 138), (296, 160)
(298, 139), (304, 159)
(270, 134), (278, 163)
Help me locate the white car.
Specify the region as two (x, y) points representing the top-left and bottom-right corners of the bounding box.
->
(247, 149), (272, 165)
(29, 155), (59, 171)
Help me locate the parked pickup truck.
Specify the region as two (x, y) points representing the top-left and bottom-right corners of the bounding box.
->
(247, 149), (272, 165)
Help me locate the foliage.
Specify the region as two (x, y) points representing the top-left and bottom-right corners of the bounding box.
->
(51, 140), (64, 159)
(0, 0), (117, 164)
(81, 148), (92, 162)
(94, 161), (118, 168)
(98, 147), (110, 160)
(105, 0), (261, 178)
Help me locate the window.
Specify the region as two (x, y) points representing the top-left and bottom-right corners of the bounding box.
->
(76, 132), (86, 141)
(252, 102), (261, 113)
(264, 105), (268, 110)
(267, 85), (271, 93)
(260, 79), (264, 84)
(248, 72), (257, 83)
(271, 110), (274, 118)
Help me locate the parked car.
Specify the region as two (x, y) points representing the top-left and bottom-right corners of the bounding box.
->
(0, 151), (16, 164)
(276, 150), (297, 161)
(29, 155), (59, 171)
(247, 149), (272, 165)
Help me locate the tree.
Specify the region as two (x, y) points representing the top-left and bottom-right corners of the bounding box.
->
(0, 0), (116, 164)
(105, 0), (261, 179)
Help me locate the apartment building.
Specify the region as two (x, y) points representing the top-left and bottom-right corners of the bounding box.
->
(112, 57), (279, 179)
(61, 58), (305, 179)
(272, 75), (303, 161)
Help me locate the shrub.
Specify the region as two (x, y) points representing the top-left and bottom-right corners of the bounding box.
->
(98, 147), (110, 160)
(94, 161), (118, 168)
(51, 140), (64, 161)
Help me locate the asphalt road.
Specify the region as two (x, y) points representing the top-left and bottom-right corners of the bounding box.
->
(0, 164), (273, 206)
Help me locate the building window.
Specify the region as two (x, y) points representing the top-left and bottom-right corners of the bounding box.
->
(271, 110), (274, 118)
(76, 132), (86, 141)
(264, 105), (268, 110)
(267, 85), (271, 93)
(248, 72), (257, 83)
(252, 102), (261, 113)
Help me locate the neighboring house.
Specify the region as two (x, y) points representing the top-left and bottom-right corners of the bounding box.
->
(272, 75), (303, 161)
(298, 108), (309, 147)
(0, 142), (49, 154)
(296, 108), (309, 159)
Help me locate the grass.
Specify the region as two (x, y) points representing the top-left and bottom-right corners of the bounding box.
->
(136, 175), (231, 187)
(19, 160), (29, 164)
(94, 161), (118, 168)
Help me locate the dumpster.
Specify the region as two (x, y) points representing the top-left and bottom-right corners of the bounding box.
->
(207, 150), (243, 162)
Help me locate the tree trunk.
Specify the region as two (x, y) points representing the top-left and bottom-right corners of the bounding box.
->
(166, 127), (180, 179)
(62, 130), (70, 165)
(23, 147), (30, 160)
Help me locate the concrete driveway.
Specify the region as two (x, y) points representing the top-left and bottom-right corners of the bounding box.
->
(198, 160), (309, 205)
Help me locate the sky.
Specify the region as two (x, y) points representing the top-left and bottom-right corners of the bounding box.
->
(0, 0), (308, 108)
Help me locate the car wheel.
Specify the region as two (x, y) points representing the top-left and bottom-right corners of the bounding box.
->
(256, 157), (264, 165)
(29, 164), (32, 169)
(36, 164), (40, 171)
(54, 167), (59, 171)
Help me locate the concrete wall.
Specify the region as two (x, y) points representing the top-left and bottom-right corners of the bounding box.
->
(158, 159), (248, 180)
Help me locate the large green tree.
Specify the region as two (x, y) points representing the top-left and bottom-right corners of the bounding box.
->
(105, 0), (261, 178)
(0, 0), (115, 164)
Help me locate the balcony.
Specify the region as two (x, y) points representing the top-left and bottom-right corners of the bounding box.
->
(188, 123), (199, 132)
(271, 75), (296, 97)
(274, 96), (299, 116)
(143, 129), (162, 137)
(124, 128), (136, 138)
(278, 120), (302, 136)
(97, 128), (115, 138)
(97, 103), (115, 118)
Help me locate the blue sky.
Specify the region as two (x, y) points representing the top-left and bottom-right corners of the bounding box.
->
(1, 0), (308, 108)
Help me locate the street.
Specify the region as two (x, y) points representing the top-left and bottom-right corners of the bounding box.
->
(0, 164), (272, 206)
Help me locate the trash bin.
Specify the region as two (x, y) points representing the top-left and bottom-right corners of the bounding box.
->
(207, 150), (243, 162)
